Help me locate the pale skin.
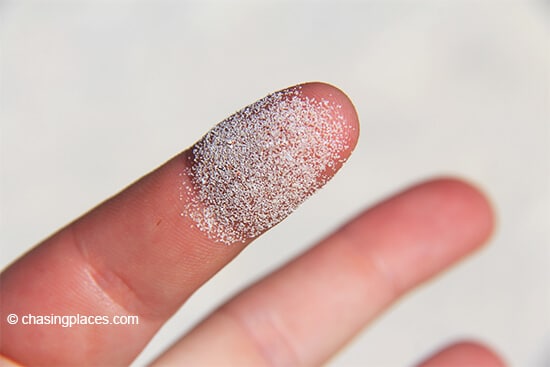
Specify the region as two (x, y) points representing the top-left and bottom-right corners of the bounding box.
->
(0, 83), (506, 366)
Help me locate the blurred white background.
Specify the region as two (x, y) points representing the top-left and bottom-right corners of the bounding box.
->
(1, 1), (548, 366)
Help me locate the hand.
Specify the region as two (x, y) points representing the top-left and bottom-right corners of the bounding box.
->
(0, 83), (504, 366)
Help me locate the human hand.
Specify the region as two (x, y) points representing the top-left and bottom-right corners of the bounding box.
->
(0, 83), (505, 366)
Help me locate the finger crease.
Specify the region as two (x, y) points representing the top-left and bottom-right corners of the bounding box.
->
(69, 225), (160, 321)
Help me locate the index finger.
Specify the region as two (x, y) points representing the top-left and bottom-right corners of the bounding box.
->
(0, 82), (359, 366)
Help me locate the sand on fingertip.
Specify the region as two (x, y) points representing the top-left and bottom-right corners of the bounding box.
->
(182, 84), (358, 245)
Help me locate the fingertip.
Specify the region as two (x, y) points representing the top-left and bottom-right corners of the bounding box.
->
(339, 176), (497, 293)
(183, 82), (360, 245)
(296, 82), (360, 155)
(417, 340), (507, 367)
(422, 177), (496, 252)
